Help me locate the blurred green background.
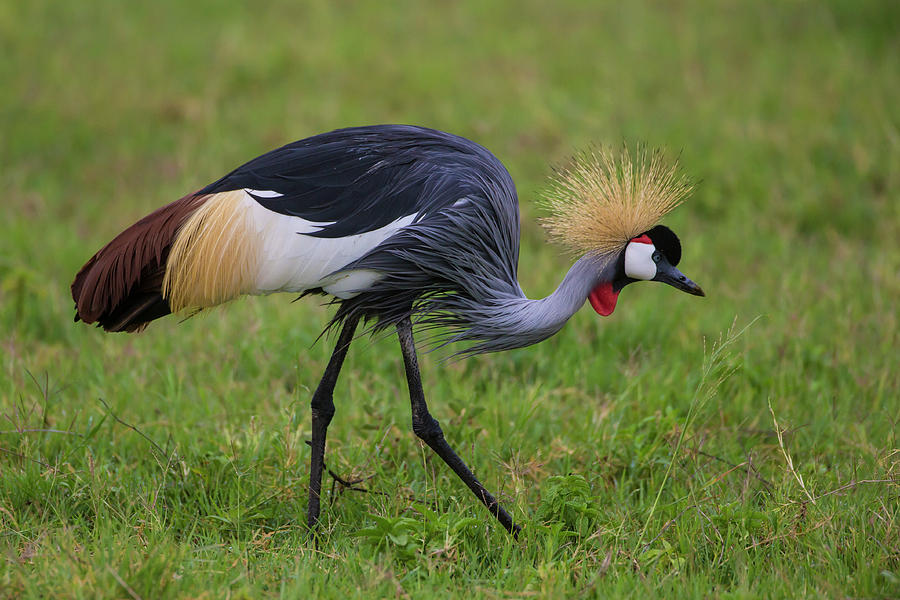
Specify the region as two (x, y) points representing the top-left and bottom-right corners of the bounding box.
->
(1, 1), (898, 598)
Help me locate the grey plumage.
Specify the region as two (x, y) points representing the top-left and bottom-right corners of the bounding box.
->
(322, 134), (616, 355)
(330, 175), (544, 354)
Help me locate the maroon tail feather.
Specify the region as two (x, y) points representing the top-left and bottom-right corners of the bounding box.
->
(71, 193), (207, 332)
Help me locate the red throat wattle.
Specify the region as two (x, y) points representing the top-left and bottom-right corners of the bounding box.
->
(588, 282), (619, 316)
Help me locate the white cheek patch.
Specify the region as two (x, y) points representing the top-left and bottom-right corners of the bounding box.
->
(625, 241), (658, 280)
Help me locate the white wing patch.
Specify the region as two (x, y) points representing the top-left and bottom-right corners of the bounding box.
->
(243, 188), (283, 198)
(321, 270), (384, 299)
(248, 191), (416, 295)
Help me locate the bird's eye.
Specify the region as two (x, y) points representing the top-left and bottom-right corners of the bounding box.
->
(652, 252), (662, 263)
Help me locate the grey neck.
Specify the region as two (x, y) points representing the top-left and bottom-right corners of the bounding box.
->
(538, 253), (610, 321)
(456, 253), (617, 355)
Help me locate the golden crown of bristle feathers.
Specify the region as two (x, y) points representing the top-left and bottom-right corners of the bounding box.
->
(540, 146), (692, 256)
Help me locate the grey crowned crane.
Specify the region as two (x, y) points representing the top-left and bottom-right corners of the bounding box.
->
(71, 125), (704, 536)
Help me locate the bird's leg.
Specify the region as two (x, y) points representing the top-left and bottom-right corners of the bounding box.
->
(396, 318), (521, 537)
(307, 315), (359, 529)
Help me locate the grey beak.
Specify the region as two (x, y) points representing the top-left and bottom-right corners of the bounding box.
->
(653, 260), (705, 297)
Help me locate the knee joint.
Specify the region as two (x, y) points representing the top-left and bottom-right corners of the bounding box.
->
(311, 405), (335, 424)
(412, 415), (443, 442)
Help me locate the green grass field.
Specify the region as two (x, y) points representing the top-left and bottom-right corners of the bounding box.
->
(2, 0), (898, 597)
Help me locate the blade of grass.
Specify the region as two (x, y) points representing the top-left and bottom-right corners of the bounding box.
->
(635, 315), (760, 554)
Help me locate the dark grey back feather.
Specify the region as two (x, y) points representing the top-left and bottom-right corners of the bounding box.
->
(331, 168), (526, 353)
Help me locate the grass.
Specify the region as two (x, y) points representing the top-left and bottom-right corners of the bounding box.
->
(2, 0), (899, 597)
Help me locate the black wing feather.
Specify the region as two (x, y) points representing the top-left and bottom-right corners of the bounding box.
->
(198, 125), (502, 239)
